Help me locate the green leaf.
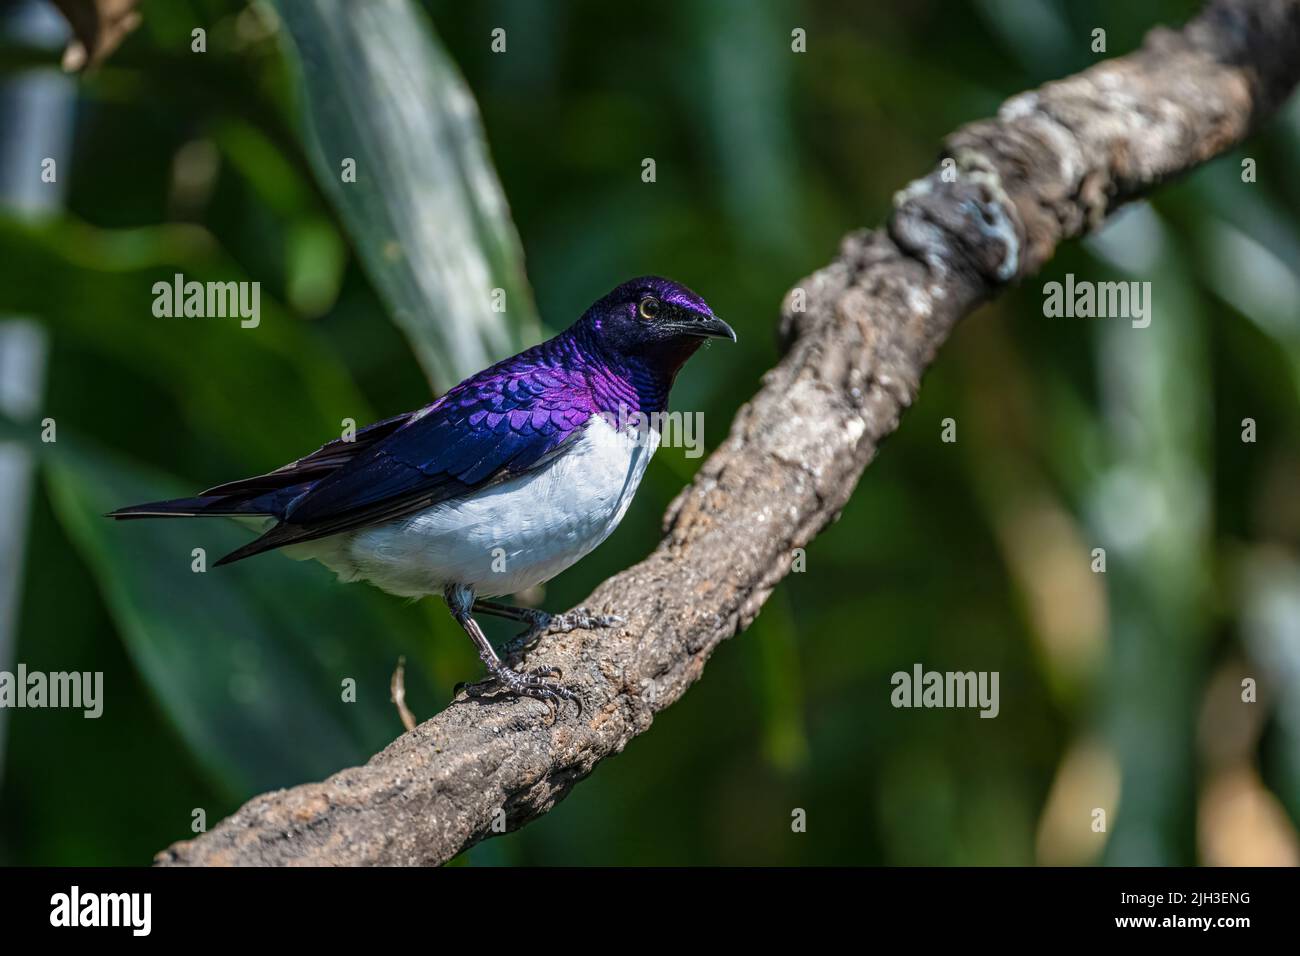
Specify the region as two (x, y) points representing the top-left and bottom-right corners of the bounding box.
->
(271, 0), (542, 389)
(44, 437), (426, 797)
(0, 214), (370, 470)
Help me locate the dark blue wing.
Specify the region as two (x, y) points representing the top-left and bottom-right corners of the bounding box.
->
(201, 410), (417, 498)
(213, 361), (597, 565)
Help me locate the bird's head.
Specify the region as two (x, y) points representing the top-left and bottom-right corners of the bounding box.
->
(579, 276), (735, 375)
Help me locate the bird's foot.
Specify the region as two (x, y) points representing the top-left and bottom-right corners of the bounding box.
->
(546, 606), (625, 634)
(501, 606), (624, 657)
(461, 663), (580, 714)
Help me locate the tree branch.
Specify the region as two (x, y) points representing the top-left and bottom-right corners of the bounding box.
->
(157, 0), (1300, 866)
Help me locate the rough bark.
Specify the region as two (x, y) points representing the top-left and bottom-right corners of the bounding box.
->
(158, 0), (1300, 866)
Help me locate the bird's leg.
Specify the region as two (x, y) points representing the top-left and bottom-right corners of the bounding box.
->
(445, 585), (578, 711)
(472, 600), (550, 659)
(472, 598), (624, 657)
(472, 598), (550, 629)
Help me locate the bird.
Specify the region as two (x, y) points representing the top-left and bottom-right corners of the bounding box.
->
(108, 276), (735, 708)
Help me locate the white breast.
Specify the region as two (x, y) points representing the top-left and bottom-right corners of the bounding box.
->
(293, 414), (658, 599)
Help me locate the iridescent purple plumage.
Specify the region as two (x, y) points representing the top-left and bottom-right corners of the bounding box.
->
(109, 275), (735, 708)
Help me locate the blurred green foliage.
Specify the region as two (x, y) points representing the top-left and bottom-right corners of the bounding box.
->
(1, 0), (1298, 866)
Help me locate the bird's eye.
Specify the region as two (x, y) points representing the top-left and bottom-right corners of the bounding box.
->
(638, 296), (661, 320)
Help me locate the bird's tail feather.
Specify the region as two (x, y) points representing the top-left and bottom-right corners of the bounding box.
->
(106, 495), (273, 520)
(211, 523), (306, 567)
(109, 487), (314, 567)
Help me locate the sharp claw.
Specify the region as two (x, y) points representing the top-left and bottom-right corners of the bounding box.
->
(460, 663), (579, 715)
(546, 607), (625, 634)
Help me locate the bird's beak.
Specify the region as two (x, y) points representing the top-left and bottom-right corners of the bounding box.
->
(675, 314), (737, 342)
